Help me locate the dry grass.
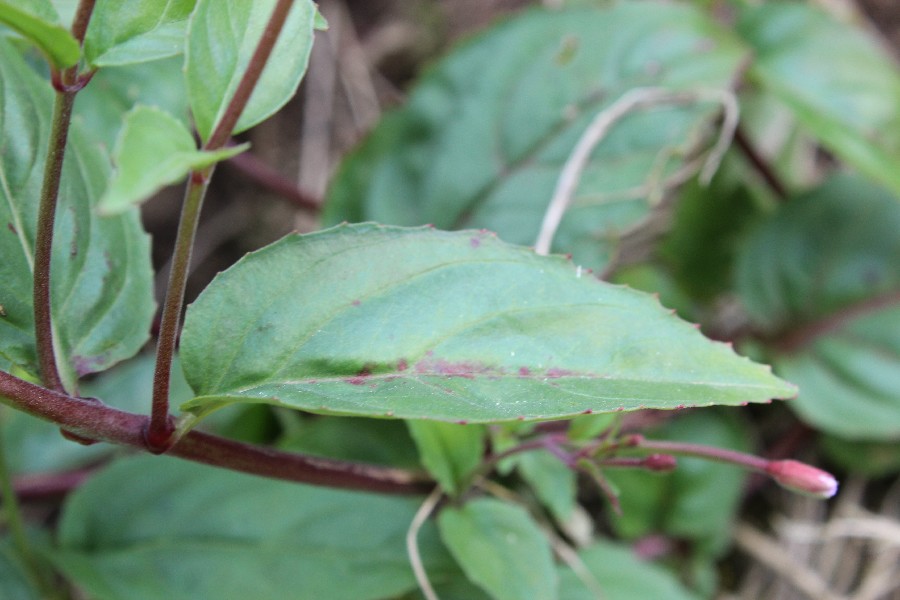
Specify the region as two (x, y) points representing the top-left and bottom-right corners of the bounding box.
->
(725, 477), (900, 600)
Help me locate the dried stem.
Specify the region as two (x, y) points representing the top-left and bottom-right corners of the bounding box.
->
(406, 487), (443, 600)
(534, 87), (737, 256)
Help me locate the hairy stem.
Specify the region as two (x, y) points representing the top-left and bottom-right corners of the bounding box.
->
(0, 370), (429, 495)
(69, 0), (96, 45)
(148, 173), (209, 451)
(32, 90), (77, 393)
(33, 0), (98, 394)
(149, 0), (297, 451)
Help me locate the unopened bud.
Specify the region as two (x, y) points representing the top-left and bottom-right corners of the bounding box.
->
(642, 454), (677, 472)
(765, 460), (838, 499)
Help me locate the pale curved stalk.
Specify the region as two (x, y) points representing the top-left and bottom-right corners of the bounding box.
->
(534, 87), (738, 256)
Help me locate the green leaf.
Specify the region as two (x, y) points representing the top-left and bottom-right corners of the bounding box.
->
(820, 435), (900, 478)
(659, 155), (764, 302)
(0, 538), (42, 600)
(517, 449), (577, 522)
(279, 415), (420, 468)
(738, 3), (900, 196)
(185, 0), (316, 141)
(179, 224), (794, 424)
(566, 413), (617, 442)
(407, 421), (485, 495)
(0, 38), (155, 388)
(736, 175), (900, 439)
(83, 0), (196, 67)
(438, 498), (557, 600)
(558, 540), (700, 600)
(0, 0), (79, 68)
(52, 455), (453, 600)
(98, 105), (248, 215)
(323, 3), (746, 270)
(73, 57), (189, 150)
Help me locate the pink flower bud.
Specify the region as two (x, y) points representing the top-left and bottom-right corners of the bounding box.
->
(642, 454), (677, 472)
(765, 460), (838, 499)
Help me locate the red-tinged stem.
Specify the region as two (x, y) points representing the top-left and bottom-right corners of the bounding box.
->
(227, 148), (321, 211)
(33, 90), (77, 393)
(69, 0), (96, 44)
(631, 436), (770, 472)
(33, 0), (99, 394)
(149, 0), (297, 452)
(734, 125), (788, 201)
(0, 370), (430, 495)
(204, 0), (295, 152)
(775, 290), (900, 353)
(148, 172), (209, 451)
(13, 469), (93, 501)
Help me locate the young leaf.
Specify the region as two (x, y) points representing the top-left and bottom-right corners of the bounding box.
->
(179, 225), (794, 424)
(323, 3), (746, 270)
(557, 540), (700, 600)
(736, 175), (900, 439)
(98, 105), (248, 215)
(0, 0), (79, 68)
(73, 57), (189, 150)
(82, 0), (196, 67)
(185, 0), (316, 142)
(438, 498), (558, 600)
(407, 421), (485, 496)
(738, 4), (900, 197)
(52, 456), (454, 600)
(0, 38), (155, 386)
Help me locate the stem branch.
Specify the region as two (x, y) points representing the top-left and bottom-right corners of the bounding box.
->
(149, 0), (296, 450)
(0, 371), (429, 495)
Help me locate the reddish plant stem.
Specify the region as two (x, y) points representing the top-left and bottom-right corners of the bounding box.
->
(149, 0), (296, 451)
(69, 0), (96, 45)
(632, 436), (769, 472)
(734, 125), (788, 201)
(32, 0), (99, 394)
(227, 148), (321, 211)
(32, 90), (77, 393)
(148, 173), (209, 451)
(0, 370), (430, 495)
(204, 0), (295, 152)
(774, 290), (900, 353)
(13, 468), (94, 501)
